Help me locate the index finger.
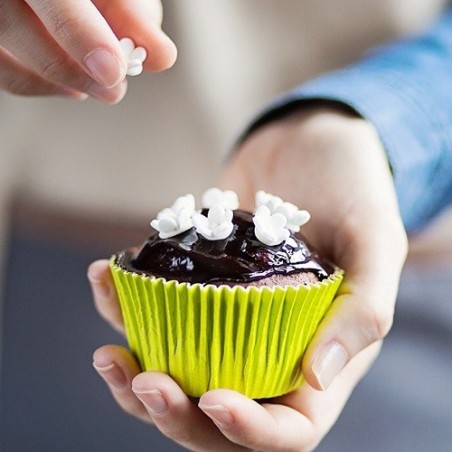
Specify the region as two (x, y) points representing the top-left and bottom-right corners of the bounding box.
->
(25, 0), (127, 87)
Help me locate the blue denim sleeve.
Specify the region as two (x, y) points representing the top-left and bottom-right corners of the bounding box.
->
(248, 11), (452, 232)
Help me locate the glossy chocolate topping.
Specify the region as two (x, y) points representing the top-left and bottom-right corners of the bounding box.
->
(116, 210), (334, 284)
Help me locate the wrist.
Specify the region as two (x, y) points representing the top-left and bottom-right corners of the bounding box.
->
(244, 101), (379, 152)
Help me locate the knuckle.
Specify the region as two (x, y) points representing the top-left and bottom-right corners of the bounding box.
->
(38, 1), (85, 41)
(41, 55), (90, 91)
(50, 11), (82, 41)
(362, 302), (394, 342)
(42, 55), (70, 80)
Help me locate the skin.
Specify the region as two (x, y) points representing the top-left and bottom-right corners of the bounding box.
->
(2, 1), (408, 448)
(0, 0), (176, 103)
(89, 107), (408, 451)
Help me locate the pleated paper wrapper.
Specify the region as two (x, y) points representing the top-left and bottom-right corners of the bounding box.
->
(110, 259), (343, 399)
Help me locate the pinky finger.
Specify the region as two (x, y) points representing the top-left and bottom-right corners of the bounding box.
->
(0, 47), (86, 99)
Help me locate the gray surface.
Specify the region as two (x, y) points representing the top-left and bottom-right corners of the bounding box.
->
(0, 231), (183, 452)
(1, 230), (451, 451)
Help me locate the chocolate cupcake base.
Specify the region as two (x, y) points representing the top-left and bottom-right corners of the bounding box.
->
(111, 259), (343, 398)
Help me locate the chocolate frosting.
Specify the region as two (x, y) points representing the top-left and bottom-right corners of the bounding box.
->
(116, 210), (334, 284)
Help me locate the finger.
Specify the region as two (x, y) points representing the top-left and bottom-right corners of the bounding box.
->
(132, 372), (244, 451)
(0, 1), (127, 102)
(198, 343), (381, 451)
(96, 0), (177, 72)
(276, 342), (382, 450)
(302, 219), (408, 391)
(0, 46), (86, 98)
(199, 390), (314, 451)
(93, 345), (150, 423)
(25, 0), (127, 87)
(88, 260), (125, 334)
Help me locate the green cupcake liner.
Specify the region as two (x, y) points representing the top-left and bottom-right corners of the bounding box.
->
(110, 259), (343, 398)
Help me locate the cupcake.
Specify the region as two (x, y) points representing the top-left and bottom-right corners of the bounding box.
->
(110, 188), (343, 398)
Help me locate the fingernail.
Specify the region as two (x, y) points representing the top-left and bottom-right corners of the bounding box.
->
(311, 342), (348, 390)
(133, 389), (168, 416)
(84, 48), (126, 87)
(199, 404), (234, 427)
(93, 361), (127, 389)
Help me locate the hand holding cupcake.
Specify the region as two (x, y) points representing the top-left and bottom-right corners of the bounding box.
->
(110, 188), (343, 398)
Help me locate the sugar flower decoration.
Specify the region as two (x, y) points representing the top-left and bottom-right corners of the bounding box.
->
(157, 194), (196, 219)
(255, 190), (310, 232)
(255, 190), (284, 213)
(150, 210), (192, 239)
(202, 187), (239, 210)
(273, 203), (310, 233)
(119, 37), (147, 76)
(192, 204), (234, 241)
(150, 194), (195, 239)
(253, 205), (290, 246)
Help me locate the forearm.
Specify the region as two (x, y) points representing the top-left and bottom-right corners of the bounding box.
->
(245, 10), (452, 232)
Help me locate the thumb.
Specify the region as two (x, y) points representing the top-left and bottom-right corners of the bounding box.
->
(302, 220), (408, 390)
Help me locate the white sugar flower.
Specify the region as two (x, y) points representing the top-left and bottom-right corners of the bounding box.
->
(119, 37), (147, 76)
(150, 208), (193, 239)
(255, 190), (283, 212)
(202, 187), (239, 210)
(192, 204), (234, 241)
(157, 194), (196, 220)
(150, 194), (195, 239)
(255, 190), (310, 232)
(253, 205), (290, 246)
(274, 203), (310, 232)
